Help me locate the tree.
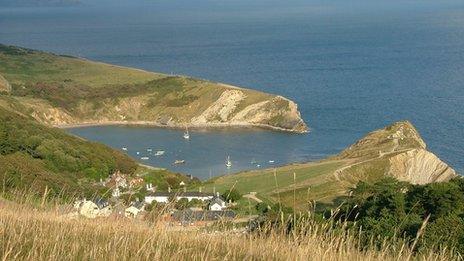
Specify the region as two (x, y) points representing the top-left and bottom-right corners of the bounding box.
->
(221, 188), (242, 203)
(175, 198), (189, 210)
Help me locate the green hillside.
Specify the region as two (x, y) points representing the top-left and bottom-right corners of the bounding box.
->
(0, 44), (308, 133)
(201, 121), (457, 210)
(0, 105), (138, 196)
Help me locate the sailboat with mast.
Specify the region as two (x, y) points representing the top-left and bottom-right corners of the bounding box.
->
(226, 155), (232, 168)
(183, 126), (190, 140)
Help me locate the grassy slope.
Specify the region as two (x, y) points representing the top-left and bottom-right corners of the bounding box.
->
(202, 161), (347, 209)
(0, 104), (138, 196)
(202, 121), (434, 210)
(1, 197), (454, 260)
(0, 102), (192, 197)
(0, 44), (307, 131)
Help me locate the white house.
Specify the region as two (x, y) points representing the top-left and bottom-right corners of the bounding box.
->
(112, 187), (121, 198)
(79, 200), (100, 218)
(125, 206), (141, 218)
(74, 199), (112, 219)
(208, 196), (227, 211)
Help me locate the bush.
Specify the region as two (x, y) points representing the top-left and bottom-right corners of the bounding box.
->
(221, 188), (242, 203)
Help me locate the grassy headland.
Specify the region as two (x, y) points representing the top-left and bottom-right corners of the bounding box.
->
(201, 121), (457, 211)
(0, 44), (308, 133)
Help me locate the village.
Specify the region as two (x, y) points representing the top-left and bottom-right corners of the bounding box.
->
(71, 171), (245, 227)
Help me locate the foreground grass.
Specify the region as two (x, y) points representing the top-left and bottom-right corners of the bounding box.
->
(0, 197), (458, 260)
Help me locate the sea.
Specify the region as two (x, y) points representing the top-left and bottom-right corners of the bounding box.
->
(1, 0), (463, 179)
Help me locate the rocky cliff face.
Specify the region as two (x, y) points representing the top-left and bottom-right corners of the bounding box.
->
(336, 121), (457, 185)
(10, 87), (308, 133)
(388, 149), (457, 184)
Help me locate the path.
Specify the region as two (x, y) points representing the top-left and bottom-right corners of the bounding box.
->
(333, 138), (410, 181)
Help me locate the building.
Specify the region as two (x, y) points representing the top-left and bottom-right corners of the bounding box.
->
(129, 177), (144, 188)
(112, 187), (121, 198)
(105, 170), (128, 189)
(144, 191), (214, 204)
(208, 196), (227, 211)
(125, 206), (141, 218)
(74, 199), (112, 218)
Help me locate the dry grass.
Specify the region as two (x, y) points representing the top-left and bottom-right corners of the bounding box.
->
(0, 194), (458, 261)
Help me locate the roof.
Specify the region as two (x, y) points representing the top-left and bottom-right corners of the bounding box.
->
(209, 196), (226, 205)
(93, 198), (109, 209)
(131, 201), (144, 209)
(149, 191), (214, 197)
(172, 210), (236, 221)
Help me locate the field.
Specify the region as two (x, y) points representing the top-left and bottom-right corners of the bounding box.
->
(201, 161), (348, 209)
(0, 194), (457, 260)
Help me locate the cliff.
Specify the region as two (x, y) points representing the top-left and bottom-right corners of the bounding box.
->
(0, 44), (308, 133)
(335, 121), (457, 185)
(203, 121), (458, 208)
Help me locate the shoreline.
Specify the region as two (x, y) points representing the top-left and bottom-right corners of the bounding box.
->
(55, 121), (310, 134)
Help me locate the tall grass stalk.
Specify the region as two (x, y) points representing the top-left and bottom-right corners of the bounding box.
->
(0, 191), (459, 260)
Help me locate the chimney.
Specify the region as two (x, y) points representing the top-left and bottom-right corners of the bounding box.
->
(216, 191), (220, 197)
(168, 187), (171, 193)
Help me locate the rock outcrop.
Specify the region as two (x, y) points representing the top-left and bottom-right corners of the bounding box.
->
(388, 149), (457, 184)
(336, 121), (457, 185)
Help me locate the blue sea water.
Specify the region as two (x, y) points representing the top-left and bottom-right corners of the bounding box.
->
(1, 0), (463, 178)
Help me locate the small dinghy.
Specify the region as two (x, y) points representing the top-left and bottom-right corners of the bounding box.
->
(155, 150), (165, 156)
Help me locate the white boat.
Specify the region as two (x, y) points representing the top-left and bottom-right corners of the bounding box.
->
(226, 156), (232, 168)
(140, 157), (149, 160)
(136, 151), (140, 155)
(183, 126), (190, 140)
(268, 160), (275, 164)
(174, 159), (186, 165)
(122, 147), (128, 151)
(155, 150), (165, 156)
(147, 148), (152, 152)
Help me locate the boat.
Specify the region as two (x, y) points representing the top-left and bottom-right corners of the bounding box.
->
(140, 157), (149, 160)
(174, 160), (186, 165)
(155, 150), (165, 156)
(183, 126), (190, 140)
(147, 148), (152, 152)
(136, 151), (140, 155)
(268, 160), (275, 164)
(122, 147), (128, 151)
(226, 156), (232, 168)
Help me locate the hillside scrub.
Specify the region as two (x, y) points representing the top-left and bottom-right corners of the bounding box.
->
(332, 177), (464, 254)
(0, 107), (137, 195)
